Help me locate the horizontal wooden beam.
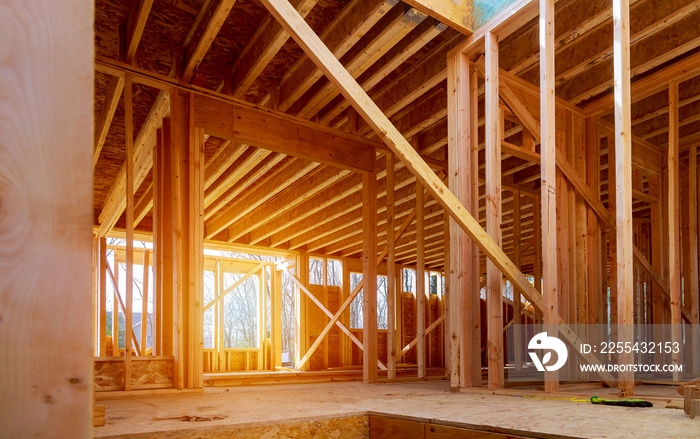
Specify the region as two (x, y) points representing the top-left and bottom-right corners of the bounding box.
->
(194, 94), (377, 173)
(402, 0), (472, 34)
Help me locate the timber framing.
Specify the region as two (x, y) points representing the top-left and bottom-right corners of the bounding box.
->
(12, 1), (700, 436)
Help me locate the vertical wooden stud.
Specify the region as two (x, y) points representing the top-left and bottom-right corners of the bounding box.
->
(668, 80), (682, 382)
(142, 250), (150, 354)
(447, 51), (471, 388)
(124, 74), (134, 390)
(387, 154), (397, 380)
(690, 145), (700, 375)
(485, 31), (503, 390)
(540, 0), (558, 393)
(513, 190), (522, 370)
(362, 172), (378, 383)
(99, 237), (108, 357)
(417, 182), (426, 379)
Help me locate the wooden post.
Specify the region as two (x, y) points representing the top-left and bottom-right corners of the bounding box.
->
(113, 260), (120, 356)
(417, 182), (426, 379)
(259, 268), (265, 370)
(160, 118), (175, 358)
(447, 51), (470, 388)
(586, 118), (603, 325)
(690, 145), (700, 375)
(513, 191), (522, 371)
(295, 253), (308, 370)
(99, 237), (108, 357)
(444, 215), (452, 380)
(668, 80), (682, 382)
(608, 138), (618, 327)
(217, 260), (225, 370)
(170, 90), (205, 388)
(468, 63), (481, 387)
(272, 267), (282, 369)
(0, 0), (93, 432)
(341, 259), (352, 366)
(613, 0), (635, 396)
(387, 154), (397, 380)
(142, 250), (150, 354)
(540, 0), (559, 393)
(125, 74), (134, 390)
(485, 31), (503, 390)
(153, 128), (162, 356)
(362, 172), (378, 383)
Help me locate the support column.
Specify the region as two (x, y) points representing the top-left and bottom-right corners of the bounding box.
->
(99, 237), (108, 357)
(272, 267), (282, 369)
(168, 89), (205, 389)
(668, 80), (682, 383)
(613, 0), (635, 396)
(540, 0), (559, 393)
(155, 121), (175, 358)
(469, 63), (482, 387)
(341, 259), (352, 366)
(295, 253), (309, 371)
(690, 145), (700, 375)
(513, 191), (522, 371)
(387, 154), (397, 380)
(362, 172), (378, 383)
(485, 31), (503, 390)
(124, 74), (134, 391)
(417, 182), (426, 379)
(447, 51), (471, 388)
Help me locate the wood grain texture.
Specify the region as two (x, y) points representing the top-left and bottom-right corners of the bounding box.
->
(539, 0), (558, 393)
(0, 0), (93, 436)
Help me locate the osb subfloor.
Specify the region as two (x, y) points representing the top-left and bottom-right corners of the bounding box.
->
(95, 381), (697, 438)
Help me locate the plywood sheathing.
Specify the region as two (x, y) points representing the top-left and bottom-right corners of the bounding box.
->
(94, 381), (695, 439)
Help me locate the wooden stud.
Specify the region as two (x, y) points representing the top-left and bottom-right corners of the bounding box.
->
(668, 80), (683, 382)
(613, 0), (635, 396)
(217, 260), (225, 370)
(485, 31), (503, 390)
(540, 0), (558, 393)
(363, 172), (378, 383)
(468, 63), (481, 387)
(691, 144), (700, 375)
(387, 154), (397, 380)
(446, 51), (467, 388)
(142, 250), (150, 354)
(296, 253), (309, 371)
(341, 259), (352, 366)
(259, 268), (265, 370)
(99, 237), (108, 357)
(416, 181), (426, 379)
(272, 267), (282, 369)
(513, 190), (522, 371)
(124, 74), (135, 390)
